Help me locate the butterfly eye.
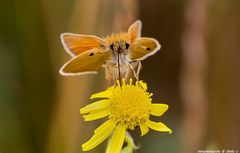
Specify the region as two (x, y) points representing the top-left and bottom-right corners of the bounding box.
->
(110, 43), (114, 50)
(125, 42), (130, 49)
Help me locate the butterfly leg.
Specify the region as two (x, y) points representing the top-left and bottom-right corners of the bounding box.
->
(127, 61), (141, 81)
(127, 61), (144, 88)
(135, 62), (144, 88)
(135, 62), (142, 81)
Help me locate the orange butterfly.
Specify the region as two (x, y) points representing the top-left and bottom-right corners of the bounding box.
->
(59, 20), (161, 83)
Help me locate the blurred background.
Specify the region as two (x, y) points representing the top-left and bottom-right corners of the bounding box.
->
(0, 0), (240, 153)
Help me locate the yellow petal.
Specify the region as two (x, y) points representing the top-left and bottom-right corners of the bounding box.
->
(80, 99), (110, 114)
(94, 119), (115, 134)
(106, 124), (126, 153)
(150, 103), (169, 116)
(147, 120), (172, 134)
(82, 120), (116, 151)
(82, 108), (110, 121)
(90, 87), (114, 99)
(140, 123), (149, 136)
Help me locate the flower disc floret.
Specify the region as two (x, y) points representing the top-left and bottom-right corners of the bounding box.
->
(109, 80), (152, 130)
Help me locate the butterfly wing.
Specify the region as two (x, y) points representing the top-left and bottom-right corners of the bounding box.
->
(128, 37), (161, 61)
(61, 33), (107, 57)
(128, 20), (142, 43)
(59, 48), (109, 76)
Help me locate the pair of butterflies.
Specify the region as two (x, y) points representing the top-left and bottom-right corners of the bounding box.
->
(59, 20), (161, 83)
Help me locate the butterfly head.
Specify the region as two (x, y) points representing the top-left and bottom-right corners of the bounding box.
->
(109, 40), (130, 54)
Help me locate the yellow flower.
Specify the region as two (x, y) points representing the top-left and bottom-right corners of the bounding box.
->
(80, 79), (172, 153)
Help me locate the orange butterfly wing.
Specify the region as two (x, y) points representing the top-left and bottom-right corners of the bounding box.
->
(61, 33), (107, 57)
(128, 20), (142, 43)
(59, 48), (110, 76)
(128, 37), (161, 61)
(127, 20), (161, 61)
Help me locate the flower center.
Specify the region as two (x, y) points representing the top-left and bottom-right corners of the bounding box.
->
(108, 83), (152, 130)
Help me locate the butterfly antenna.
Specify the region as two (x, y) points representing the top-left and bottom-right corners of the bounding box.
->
(117, 51), (122, 87)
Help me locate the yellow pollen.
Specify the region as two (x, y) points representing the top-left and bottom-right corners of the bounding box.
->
(108, 80), (152, 130)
